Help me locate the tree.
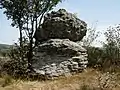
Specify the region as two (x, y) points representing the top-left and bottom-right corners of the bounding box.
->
(103, 24), (120, 66)
(81, 23), (102, 67)
(82, 22), (100, 47)
(0, 0), (63, 72)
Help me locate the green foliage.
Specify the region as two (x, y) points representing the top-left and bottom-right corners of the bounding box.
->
(86, 46), (103, 68)
(87, 44), (120, 71)
(102, 25), (120, 68)
(82, 23), (102, 68)
(104, 25), (120, 58)
(8, 37), (28, 61)
(0, 0), (63, 74)
(2, 37), (29, 77)
(86, 25), (120, 69)
(0, 0), (62, 27)
(86, 25), (120, 72)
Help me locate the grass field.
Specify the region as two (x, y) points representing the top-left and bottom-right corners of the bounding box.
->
(0, 68), (120, 90)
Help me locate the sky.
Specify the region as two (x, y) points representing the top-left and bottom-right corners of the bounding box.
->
(0, 0), (120, 45)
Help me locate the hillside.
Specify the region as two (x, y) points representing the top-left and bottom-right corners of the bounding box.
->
(0, 44), (11, 56)
(0, 44), (11, 50)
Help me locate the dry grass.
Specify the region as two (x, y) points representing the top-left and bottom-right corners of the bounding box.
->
(0, 68), (120, 90)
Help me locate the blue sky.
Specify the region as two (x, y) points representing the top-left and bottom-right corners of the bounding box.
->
(0, 0), (120, 44)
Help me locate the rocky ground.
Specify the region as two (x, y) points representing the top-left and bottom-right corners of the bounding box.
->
(0, 68), (120, 90)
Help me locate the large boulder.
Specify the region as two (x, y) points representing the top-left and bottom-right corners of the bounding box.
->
(32, 39), (88, 78)
(34, 9), (87, 42)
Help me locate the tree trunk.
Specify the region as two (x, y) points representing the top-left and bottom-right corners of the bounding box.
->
(19, 28), (22, 47)
(27, 38), (33, 72)
(27, 18), (34, 73)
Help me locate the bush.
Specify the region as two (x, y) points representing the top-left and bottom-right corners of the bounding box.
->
(87, 45), (120, 72)
(2, 38), (29, 78)
(86, 25), (120, 72)
(86, 46), (103, 68)
(99, 25), (120, 72)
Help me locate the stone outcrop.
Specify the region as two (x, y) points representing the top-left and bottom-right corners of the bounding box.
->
(32, 9), (88, 79)
(32, 39), (88, 78)
(34, 9), (87, 42)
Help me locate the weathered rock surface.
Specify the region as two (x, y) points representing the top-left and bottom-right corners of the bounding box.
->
(32, 39), (88, 78)
(34, 9), (87, 42)
(32, 9), (88, 79)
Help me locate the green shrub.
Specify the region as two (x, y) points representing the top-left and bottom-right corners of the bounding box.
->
(2, 38), (29, 78)
(86, 46), (103, 68)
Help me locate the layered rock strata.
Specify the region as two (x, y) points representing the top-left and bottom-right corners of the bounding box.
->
(32, 9), (88, 79)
